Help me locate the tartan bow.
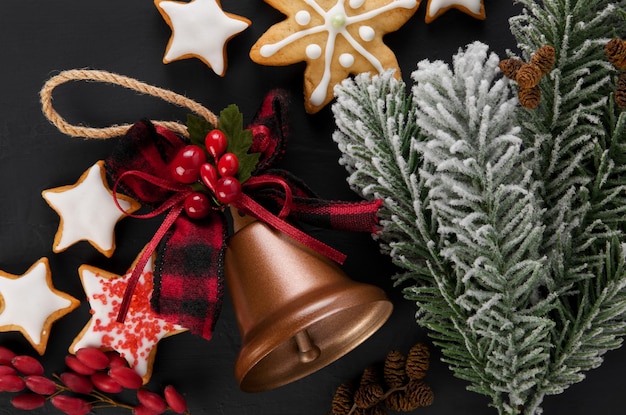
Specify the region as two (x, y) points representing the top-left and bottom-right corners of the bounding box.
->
(105, 90), (382, 341)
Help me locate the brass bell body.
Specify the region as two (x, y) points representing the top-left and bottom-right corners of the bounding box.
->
(225, 212), (393, 392)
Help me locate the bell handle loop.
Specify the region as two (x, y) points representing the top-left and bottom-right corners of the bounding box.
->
(39, 69), (219, 139)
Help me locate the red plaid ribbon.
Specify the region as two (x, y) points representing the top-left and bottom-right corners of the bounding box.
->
(105, 90), (381, 341)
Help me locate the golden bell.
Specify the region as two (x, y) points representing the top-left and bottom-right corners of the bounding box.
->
(225, 211), (393, 392)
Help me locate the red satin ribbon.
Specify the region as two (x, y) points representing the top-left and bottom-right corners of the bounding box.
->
(112, 171), (346, 323)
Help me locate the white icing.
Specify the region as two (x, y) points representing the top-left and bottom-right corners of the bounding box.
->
(427, 0), (483, 18)
(42, 161), (136, 256)
(0, 259), (74, 347)
(73, 258), (183, 377)
(359, 25), (375, 42)
(157, 0), (250, 76)
(295, 10), (311, 25)
(257, 0), (418, 107)
(349, 0), (366, 8)
(339, 53), (355, 67)
(306, 44), (323, 59)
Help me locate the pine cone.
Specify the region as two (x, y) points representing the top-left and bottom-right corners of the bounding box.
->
(384, 390), (420, 412)
(383, 350), (406, 388)
(516, 63), (543, 89)
(354, 366), (384, 409)
(616, 72), (626, 110)
(405, 379), (434, 407)
(606, 38), (626, 70)
(331, 382), (355, 415)
(405, 343), (430, 380)
(530, 45), (555, 75)
(499, 58), (524, 79)
(519, 86), (542, 109)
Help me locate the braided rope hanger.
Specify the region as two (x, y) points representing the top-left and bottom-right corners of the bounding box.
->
(40, 69), (219, 138)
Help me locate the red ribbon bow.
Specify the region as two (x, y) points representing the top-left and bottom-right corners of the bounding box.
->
(105, 91), (382, 341)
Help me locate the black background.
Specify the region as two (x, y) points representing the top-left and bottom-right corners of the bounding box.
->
(0, 1), (625, 414)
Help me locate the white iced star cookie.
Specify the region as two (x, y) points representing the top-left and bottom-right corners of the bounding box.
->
(42, 161), (140, 258)
(0, 258), (80, 355)
(70, 253), (185, 383)
(250, 0), (420, 113)
(424, 0), (485, 23)
(155, 0), (251, 76)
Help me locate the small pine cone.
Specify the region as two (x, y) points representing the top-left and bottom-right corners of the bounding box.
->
(405, 343), (430, 380)
(530, 45), (555, 75)
(353, 406), (387, 415)
(606, 38), (626, 70)
(384, 390), (420, 412)
(519, 86), (542, 109)
(354, 366), (384, 409)
(332, 382), (355, 415)
(383, 350), (406, 388)
(354, 384), (384, 409)
(499, 58), (524, 79)
(516, 63), (543, 88)
(616, 72), (626, 110)
(405, 380), (434, 407)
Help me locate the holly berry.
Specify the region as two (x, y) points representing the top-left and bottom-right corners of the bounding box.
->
(184, 192), (211, 219)
(215, 176), (242, 204)
(217, 152), (239, 177)
(200, 162), (218, 192)
(205, 129), (228, 160)
(170, 145), (207, 184)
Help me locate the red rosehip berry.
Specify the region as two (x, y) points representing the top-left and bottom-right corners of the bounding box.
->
(65, 355), (96, 375)
(205, 129), (228, 160)
(25, 375), (57, 395)
(184, 192), (211, 219)
(0, 374), (26, 392)
(51, 395), (92, 415)
(200, 162), (218, 192)
(215, 176), (242, 204)
(11, 355), (44, 376)
(164, 385), (187, 414)
(91, 371), (123, 394)
(0, 346), (16, 365)
(105, 350), (128, 368)
(11, 393), (46, 410)
(108, 366), (143, 389)
(60, 372), (93, 394)
(170, 145), (207, 184)
(0, 365), (16, 376)
(75, 347), (109, 370)
(137, 388), (167, 414)
(217, 152), (239, 177)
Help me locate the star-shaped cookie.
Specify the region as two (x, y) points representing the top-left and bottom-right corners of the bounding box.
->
(42, 161), (140, 258)
(250, 0), (420, 113)
(424, 0), (485, 23)
(0, 258), (80, 355)
(155, 0), (251, 76)
(70, 253), (185, 382)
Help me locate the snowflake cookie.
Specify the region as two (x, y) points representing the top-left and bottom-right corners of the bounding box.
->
(42, 161), (140, 258)
(250, 0), (420, 113)
(70, 252), (185, 383)
(424, 0), (485, 23)
(155, 0), (251, 76)
(0, 258), (80, 355)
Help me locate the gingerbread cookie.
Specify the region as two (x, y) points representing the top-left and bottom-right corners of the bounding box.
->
(155, 0), (251, 76)
(70, 252), (185, 383)
(42, 161), (140, 258)
(424, 0), (485, 23)
(250, 0), (419, 113)
(0, 258), (80, 355)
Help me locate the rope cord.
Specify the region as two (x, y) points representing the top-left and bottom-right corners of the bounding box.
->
(40, 69), (218, 138)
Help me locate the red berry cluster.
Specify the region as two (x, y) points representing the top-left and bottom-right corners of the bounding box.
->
(0, 345), (188, 415)
(169, 129), (242, 219)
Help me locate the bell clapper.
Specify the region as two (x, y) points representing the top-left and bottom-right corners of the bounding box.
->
(294, 330), (321, 363)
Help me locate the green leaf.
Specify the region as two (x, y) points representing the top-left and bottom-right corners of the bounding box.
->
(218, 104), (261, 183)
(186, 114), (215, 147)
